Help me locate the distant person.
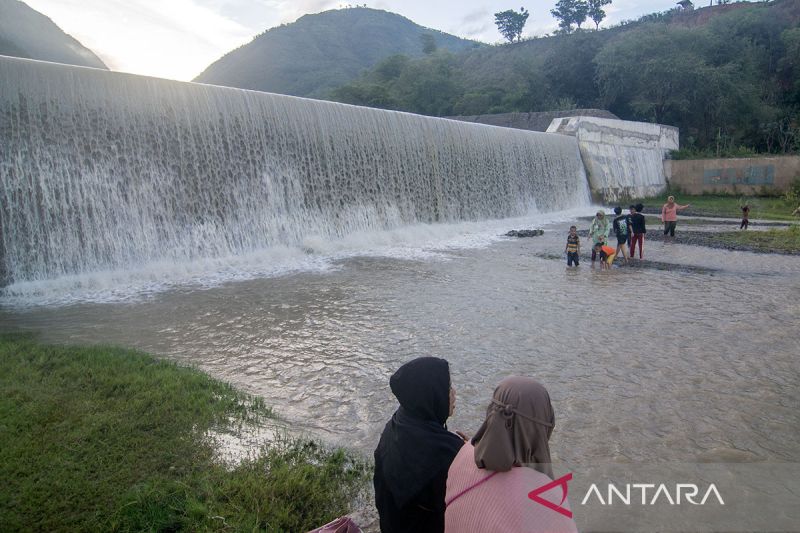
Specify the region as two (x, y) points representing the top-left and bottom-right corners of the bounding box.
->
(565, 225), (580, 267)
(444, 377), (577, 533)
(661, 196), (690, 239)
(740, 205), (750, 230)
(612, 206), (630, 264)
(588, 210), (610, 263)
(374, 357), (465, 533)
(629, 203), (647, 259)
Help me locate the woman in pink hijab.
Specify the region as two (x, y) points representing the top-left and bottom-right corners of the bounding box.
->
(661, 195), (690, 240)
(444, 377), (577, 533)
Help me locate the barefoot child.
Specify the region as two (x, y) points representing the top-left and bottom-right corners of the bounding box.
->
(629, 203), (647, 259)
(612, 206), (630, 264)
(593, 242), (617, 270)
(740, 205), (750, 230)
(565, 226), (580, 267)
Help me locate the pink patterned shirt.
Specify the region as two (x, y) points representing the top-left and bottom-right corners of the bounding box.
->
(445, 443), (578, 533)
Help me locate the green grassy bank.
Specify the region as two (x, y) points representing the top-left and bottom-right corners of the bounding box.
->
(714, 225), (800, 254)
(0, 334), (369, 532)
(623, 193), (799, 221)
(613, 193), (800, 254)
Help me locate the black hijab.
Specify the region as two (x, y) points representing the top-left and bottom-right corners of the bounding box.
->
(374, 357), (464, 509)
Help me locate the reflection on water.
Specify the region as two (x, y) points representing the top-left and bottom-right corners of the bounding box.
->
(2, 221), (799, 465)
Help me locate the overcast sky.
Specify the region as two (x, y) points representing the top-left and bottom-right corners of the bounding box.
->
(24, 0), (737, 81)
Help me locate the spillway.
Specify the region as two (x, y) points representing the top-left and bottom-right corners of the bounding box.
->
(0, 56), (590, 287)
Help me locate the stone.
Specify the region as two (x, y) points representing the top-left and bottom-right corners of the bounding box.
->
(505, 229), (544, 237)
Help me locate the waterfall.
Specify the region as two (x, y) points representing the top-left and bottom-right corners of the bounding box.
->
(0, 56), (590, 286)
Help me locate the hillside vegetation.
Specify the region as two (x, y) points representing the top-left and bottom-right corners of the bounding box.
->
(0, 0), (106, 69)
(194, 7), (481, 99)
(328, 1), (800, 155)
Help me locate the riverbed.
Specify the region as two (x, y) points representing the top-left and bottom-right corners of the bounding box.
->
(1, 215), (798, 466)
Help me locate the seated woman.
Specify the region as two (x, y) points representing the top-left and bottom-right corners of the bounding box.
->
(445, 377), (577, 533)
(374, 357), (465, 533)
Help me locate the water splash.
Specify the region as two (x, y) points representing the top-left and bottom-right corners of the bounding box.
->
(0, 56), (590, 288)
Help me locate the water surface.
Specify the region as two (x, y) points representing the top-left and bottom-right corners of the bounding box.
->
(2, 219), (798, 465)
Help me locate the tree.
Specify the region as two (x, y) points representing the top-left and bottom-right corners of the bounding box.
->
(587, 0), (612, 30)
(494, 7), (530, 43)
(550, 0), (589, 34)
(573, 0), (589, 30)
(420, 33), (437, 55)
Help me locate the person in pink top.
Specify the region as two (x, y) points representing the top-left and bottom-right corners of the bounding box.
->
(444, 377), (578, 533)
(661, 195), (690, 240)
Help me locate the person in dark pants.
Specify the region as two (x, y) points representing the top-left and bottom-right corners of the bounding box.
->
(565, 225), (580, 267)
(374, 357), (465, 533)
(612, 206), (630, 264)
(740, 205), (750, 230)
(661, 196), (690, 240)
(629, 203), (647, 259)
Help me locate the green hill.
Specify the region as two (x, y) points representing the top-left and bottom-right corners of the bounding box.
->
(193, 7), (481, 98)
(0, 0), (106, 69)
(328, 0), (800, 155)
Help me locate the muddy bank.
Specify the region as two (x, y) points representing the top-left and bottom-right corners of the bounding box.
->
(574, 225), (799, 256)
(644, 229), (800, 255)
(533, 251), (721, 274)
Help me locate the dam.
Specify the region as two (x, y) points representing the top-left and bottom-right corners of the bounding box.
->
(1, 55), (599, 289)
(5, 54), (796, 490)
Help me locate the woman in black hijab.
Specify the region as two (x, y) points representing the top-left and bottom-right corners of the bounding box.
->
(374, 357), (464, 533)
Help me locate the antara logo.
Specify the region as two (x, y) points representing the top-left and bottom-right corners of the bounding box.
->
(580, 483), (725, 506)
(528, 473), (573, 518)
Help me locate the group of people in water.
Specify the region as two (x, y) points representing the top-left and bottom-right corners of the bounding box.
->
(565, 196), (691, 268)
(373, 357), (577, 533)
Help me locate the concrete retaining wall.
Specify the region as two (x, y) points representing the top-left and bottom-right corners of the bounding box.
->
(547, 117), (678, 201)
(446, 109), (618, 132)
(665, 156), (800, 195)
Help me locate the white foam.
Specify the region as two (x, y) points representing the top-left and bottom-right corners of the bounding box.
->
(0, 207), (591, 308)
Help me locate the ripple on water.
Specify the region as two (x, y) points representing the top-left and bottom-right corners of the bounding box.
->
(1, 219), (799, 465)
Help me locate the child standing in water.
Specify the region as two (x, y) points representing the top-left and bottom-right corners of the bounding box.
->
(565, 226), (580, 267)
(612, 206), (630, 264)
(629, 203), (647, 259)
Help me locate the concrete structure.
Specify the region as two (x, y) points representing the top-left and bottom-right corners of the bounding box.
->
(665, 156), (800, 195)
(447, 109), (618, 132)
(547, 116), (679, 201)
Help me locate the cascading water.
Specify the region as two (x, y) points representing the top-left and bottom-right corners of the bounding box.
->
(0, 56), (591, 291)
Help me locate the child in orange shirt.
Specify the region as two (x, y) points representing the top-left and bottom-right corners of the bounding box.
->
(593, 242), (617, 270)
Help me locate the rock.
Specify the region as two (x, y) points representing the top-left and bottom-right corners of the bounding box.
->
(505, 229), (544, 237)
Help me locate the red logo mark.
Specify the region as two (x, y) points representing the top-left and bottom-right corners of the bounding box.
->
(528, 473), (573, 518)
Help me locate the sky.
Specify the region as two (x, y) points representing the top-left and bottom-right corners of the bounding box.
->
(23, 0), (732, 82)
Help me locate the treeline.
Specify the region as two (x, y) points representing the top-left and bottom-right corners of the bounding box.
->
(327, 1), (800, 155)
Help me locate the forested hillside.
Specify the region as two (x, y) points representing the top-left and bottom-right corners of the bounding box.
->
(0, 0), (107, 69)
(328, 1), (800, 155)
(194, 7), (481, 99)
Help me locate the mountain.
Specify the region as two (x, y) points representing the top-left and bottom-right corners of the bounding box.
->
(0, 0), (106, 69)
(327, 0), (800, 155)
(193, 7), (481, 98)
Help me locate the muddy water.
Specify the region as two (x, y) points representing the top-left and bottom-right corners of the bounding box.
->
(1, 220), (798, 465)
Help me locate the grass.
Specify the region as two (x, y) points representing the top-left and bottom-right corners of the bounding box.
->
(0, 333), (370, 532)
(618, 193), (800, 221)
(714, 225), (800, 254)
